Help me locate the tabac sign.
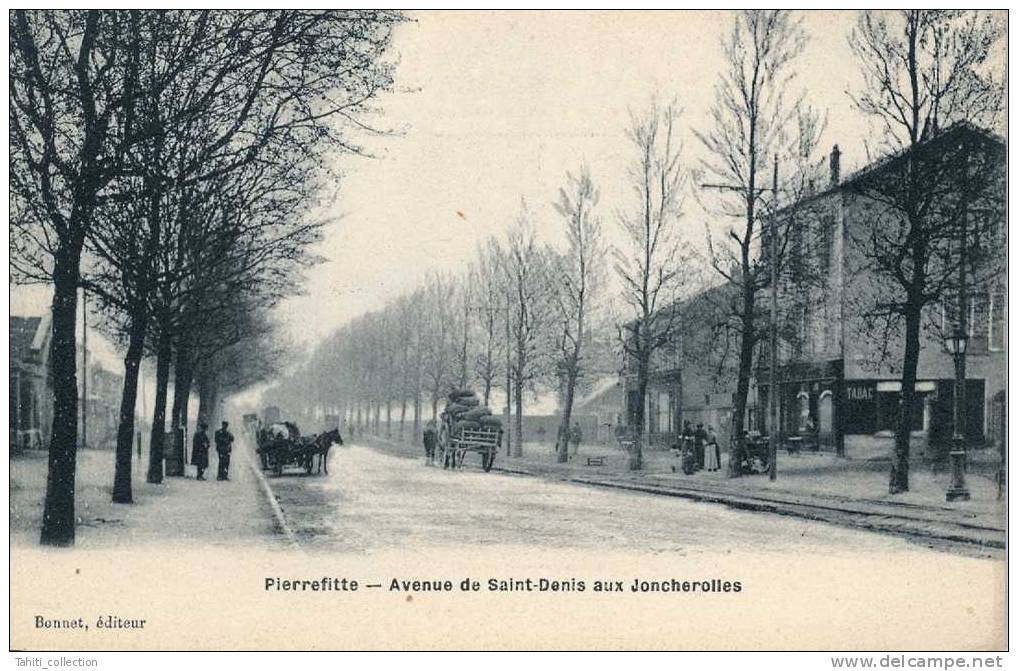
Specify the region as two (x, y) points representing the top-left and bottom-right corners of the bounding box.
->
(845, 382), (875, 402)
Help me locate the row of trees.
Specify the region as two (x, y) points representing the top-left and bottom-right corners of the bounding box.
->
(264, 168), (614, 464)
(10, 10), (403, 545)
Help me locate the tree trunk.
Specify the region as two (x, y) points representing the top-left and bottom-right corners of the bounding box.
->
(40, 248), (83, 546)
(629, 359), (648, 471)
(557, 370), (578, 464)
(504, 379), (512, 457)
(197, 373), (216, 427)
(512, 377), (524, 458)
(728, 298), (756, 478)
(112, 308), (148, 503)
(168, 342), (193, 475)
(413, 390), (421, 442)
(146, 328), (172, 484)
(399, 398), (407, 440)
(386, 400), (392, 438)
(170, 342), (193, 432)
(890, 306), (922, 494)
(482, 379), (492, 408)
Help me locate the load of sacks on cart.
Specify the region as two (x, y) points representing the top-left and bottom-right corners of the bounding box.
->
(442, 389), (503, 434)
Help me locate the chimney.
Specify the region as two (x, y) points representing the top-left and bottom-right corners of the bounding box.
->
(830, 144), (841, 187)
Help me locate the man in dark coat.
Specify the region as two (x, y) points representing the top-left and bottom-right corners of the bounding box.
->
(215, 421), (235, 481)
(422, 419), (437, 465)
(191, 423), (210, 480)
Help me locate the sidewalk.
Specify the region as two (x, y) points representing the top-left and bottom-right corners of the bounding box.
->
(9, 442), (283, 549)
(364, 434), (1006, 555)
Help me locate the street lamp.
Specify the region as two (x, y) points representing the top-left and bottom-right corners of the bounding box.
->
(945, 326), (970, 502)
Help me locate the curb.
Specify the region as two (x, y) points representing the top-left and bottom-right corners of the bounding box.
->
(242, 444), (303, 553)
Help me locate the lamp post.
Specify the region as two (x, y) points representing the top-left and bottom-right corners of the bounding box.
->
(945, 327), (970, 502)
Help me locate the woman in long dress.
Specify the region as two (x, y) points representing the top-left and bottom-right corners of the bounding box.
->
(704, 426), (721, 472)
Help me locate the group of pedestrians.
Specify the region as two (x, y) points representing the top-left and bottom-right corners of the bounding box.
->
(674, 420), (721, 474)
(190, 420), (235, 481)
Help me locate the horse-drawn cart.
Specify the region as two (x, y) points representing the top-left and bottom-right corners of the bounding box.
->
(256, 422), (343, 476)
(436, 389), (502, 471)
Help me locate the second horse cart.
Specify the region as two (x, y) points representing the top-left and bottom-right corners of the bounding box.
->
(435, 388), (502, 472)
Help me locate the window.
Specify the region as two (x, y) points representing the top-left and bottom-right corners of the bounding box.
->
(968, 293), (989, 351)
(989, 290), (1006, 351)
(657, 391), (671, 434)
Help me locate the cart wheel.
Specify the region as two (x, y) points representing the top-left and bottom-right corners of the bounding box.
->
(482, 450), (495, 472)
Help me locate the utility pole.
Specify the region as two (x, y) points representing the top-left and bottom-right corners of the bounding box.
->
(504, 289), (513, 457)
(768, 155), (779, 481)
(81, 287), (88, 451)
(701, 155), (782, 478)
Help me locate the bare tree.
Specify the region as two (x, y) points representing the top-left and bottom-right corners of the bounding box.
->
(846, 9), (1004, 493)
(695, 10), (811, 477)
(452, 275), (475, 391)
(10, 10), (148, 545)
(551, 168), (604, 463)
(472, 240), (506, 408)
(614, 99), (689, 471)
(391, 292), (422, 440)
(421, 273), (456, 419)
(504, 203), (556, 458)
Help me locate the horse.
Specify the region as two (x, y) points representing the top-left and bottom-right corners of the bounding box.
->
(302, 428), (344, 475)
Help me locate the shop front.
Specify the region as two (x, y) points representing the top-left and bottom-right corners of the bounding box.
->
(839, 377), (984, 457)
(758, 359), (844, 455)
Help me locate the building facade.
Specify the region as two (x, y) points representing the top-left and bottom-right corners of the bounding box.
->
(10, 315), (53, 451)
(757, 123), (1005, 457)
(628, 123), (1005, 459)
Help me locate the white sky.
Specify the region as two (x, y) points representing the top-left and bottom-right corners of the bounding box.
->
(277, 10), (872, 348)
(11, 10), (881, 381)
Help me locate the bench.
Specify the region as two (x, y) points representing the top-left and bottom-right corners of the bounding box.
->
(586, 456), (606, 466)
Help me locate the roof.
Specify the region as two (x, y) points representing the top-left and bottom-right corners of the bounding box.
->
(771, 121), (1006, 217)
(574, 376), (622, 411)
(10, 316), (43, 363)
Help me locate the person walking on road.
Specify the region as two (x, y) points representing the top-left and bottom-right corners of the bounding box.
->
(422, 419), (437, 465)
(215, 421), (235, 481)
(191, 422), (210, 480)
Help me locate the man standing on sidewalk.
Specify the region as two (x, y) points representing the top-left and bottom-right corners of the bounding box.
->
(215, 421), (235, 481)
(191, 422), (210, 480)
